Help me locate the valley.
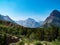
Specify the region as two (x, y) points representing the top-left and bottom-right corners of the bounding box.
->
(0, 10), (60, 45)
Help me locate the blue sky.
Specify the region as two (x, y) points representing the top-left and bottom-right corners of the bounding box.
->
(0, 0), (60, 21)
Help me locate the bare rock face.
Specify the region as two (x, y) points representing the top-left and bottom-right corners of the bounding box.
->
(43, 10), (60, 27)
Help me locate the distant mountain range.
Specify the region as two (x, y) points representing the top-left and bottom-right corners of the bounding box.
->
(16, 18), (43, 28)
(0, 14), (43, 28)
(0, 9), (60, 28)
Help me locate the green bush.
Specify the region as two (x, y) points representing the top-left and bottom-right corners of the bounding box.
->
(19, 41), (24, 45)
(34, 42), (42, 45)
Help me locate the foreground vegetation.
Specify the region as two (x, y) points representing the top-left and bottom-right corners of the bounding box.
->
(0, 20), (60, 45)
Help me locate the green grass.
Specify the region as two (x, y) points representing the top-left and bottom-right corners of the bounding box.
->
(52, 41), (60, 45)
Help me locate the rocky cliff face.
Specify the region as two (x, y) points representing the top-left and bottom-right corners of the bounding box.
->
(43, 10), (60, 27)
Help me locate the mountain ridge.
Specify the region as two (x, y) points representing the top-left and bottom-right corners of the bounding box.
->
(0, 9), (60, 28)
(43, 10), (60, 27)
(16, 18), (43, 28)
(0, 14), (16, 24)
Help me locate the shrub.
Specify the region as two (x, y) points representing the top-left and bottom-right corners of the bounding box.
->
(19, 41), (24, 45)
(34, 42), (42, 45)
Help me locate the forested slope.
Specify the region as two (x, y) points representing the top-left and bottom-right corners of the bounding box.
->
(0, 20), (60, 45)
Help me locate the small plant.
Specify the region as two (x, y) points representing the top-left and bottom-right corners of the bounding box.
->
(34, 42), (42, 45)
(19, 41), (24, 45)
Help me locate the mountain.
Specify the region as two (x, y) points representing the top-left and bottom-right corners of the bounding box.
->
(0, 14), (16, 24)
(39, 21), (44, 25)
(43, 10), (60, 27)
(16, 18), (42, 28)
